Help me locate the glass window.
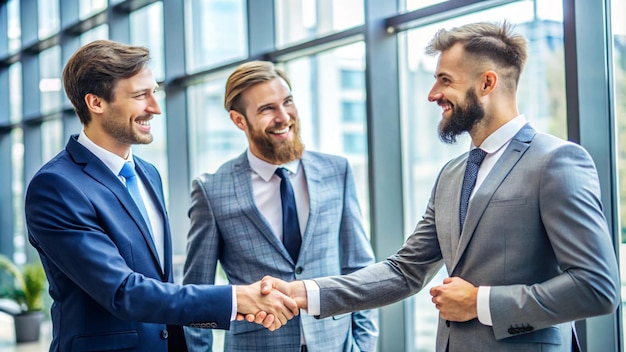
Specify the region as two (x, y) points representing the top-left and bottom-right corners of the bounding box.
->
(79, 0), (107, 20)
(401, 0), (448, 12)
(398, 1), (566, 350)
(184, 0), (247, 73)
(7, 0), (21, 54)
(188, 73), (248, 178)
(275, 0), (364, 48)
(9, 62), (22, 123)
(39, 46), (63, 115)
(612, 0), (626, 342)
(38, 0), (59, 39)
(80, 24), (109, 45)
(41, 119), (63, 163)
(11, 128), (24, 265)
(130, 2), (165, 82)
(341, 101), (365, 123)
(283, 42), (370, 232)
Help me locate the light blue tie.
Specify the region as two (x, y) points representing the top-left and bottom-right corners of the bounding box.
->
(275, 167), (301, 262)
(120, 162), (153, 235)
(459, 148), (487, 229)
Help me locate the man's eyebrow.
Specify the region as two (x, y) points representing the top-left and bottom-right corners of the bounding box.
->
(256, 103), (274, 112)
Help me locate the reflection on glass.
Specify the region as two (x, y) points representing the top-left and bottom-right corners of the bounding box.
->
(80, 24), (109, 45)
(133, 90), (169, 206)
(38, 0), (59, 39)
(79, 0), (107, 20)
(130, 2), (165, 81)
(11, 128), (25, 265)
(188, 73), (247, 178)
(39, 46), (63, 115)
(9, 62), (22, 123)
(401, 0), (447, 12)
(612, 0), (626, 343)
(184, 0), (247, 73)
(275, 0), (364, 48)
(283, 42), (370, 233)
(398, 1), (565, 350)
(7, 0), (21, 54)
(41, 119), (63, 163)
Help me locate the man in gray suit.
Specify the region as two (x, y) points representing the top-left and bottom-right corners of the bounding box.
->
(256, 21), (620, 351)
(183, 61), (378, 351)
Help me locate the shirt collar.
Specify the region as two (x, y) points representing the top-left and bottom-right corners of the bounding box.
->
(473, 115), (527, 153)
(77, 130), (135, 176)
(246, 149), (301, 182)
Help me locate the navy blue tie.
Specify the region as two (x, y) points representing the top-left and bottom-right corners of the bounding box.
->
(275, 168), (301, 262)
(459, 148), (487, 229)
(120, 162), (153, 236)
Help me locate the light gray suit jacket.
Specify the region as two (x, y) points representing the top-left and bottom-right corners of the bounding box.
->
(184, 151), (378, 352)
(313, 124), (620, 351)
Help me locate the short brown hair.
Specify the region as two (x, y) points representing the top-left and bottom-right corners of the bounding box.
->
(62, 40), (151, 125)
(224, 61), (291, 115)
(425, 21), (528, 90)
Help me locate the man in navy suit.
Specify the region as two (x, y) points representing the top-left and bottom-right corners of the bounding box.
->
(24, 40), (298, 352)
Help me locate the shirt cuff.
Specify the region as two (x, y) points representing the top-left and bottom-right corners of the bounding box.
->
(477, 286), (492, 326)
(230, 286), (237, 321)
(303, 280), (320, 316)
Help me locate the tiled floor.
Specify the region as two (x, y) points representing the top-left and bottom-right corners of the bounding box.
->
(0, 313), (51, 352)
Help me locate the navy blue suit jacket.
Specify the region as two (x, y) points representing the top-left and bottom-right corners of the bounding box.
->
(25, 135), (232, 352)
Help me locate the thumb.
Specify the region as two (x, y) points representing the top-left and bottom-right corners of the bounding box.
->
(260, 276), (275, 295)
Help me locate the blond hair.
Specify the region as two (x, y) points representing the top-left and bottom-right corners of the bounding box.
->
(224, 61), (291, 115)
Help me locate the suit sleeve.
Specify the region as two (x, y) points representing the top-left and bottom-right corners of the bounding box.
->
(489, 143), (619, 339)
(183, 176), (222, 351)
(339, 161), (379, 351)
(25, 170), (232, 328)
(315, 166), (445, 319)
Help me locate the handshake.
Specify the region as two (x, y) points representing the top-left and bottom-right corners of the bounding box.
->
(235, 276), (308, 331)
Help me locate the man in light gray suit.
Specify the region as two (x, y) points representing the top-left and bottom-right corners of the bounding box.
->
(183, 61), (378, 351)
(257, 21), (620, 351)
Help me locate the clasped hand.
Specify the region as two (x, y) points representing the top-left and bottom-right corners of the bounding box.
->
(429, 276), (478, 322)
(236, 276), (308, 331)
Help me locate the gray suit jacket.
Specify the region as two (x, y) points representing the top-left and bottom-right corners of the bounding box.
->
(184, 151), (378, 352)
(313, 124), (620, 351)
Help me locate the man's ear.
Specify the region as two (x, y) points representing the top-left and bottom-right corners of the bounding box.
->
(230, 110), (248, 131)
(84, 93), (105, 114)
(480, 71), (497, 95)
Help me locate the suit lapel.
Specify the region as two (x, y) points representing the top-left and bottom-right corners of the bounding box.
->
(299, 153), (318, 259)
(67, 136), (164, 276)
(231, 153), (294, 262)
(134, 161), (169, 278)
(452, 124), (535, 271)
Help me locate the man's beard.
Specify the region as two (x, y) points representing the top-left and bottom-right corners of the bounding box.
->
(438, 88), (485, 144)
(247, 118), (305, 164)
(102, 107), (153, 145)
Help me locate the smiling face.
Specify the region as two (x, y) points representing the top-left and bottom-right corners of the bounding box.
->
(232, 77), (304, 164)
(84, 66), (161, 158)
(427, 43), (486, 144)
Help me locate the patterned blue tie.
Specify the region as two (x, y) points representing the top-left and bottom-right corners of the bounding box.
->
(275, 167), (301, 262)
(120, 162), (153, 236)
(459, 148), (487, 229)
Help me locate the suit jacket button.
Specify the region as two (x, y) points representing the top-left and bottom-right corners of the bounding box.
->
(295, 267), (303, 275)
(161, 329), (168, 339)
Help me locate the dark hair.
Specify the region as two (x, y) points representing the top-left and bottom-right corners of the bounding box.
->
(224, 61), (291, 115)
(425, 21), (528, 90)
(62, 40), (151, 125)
